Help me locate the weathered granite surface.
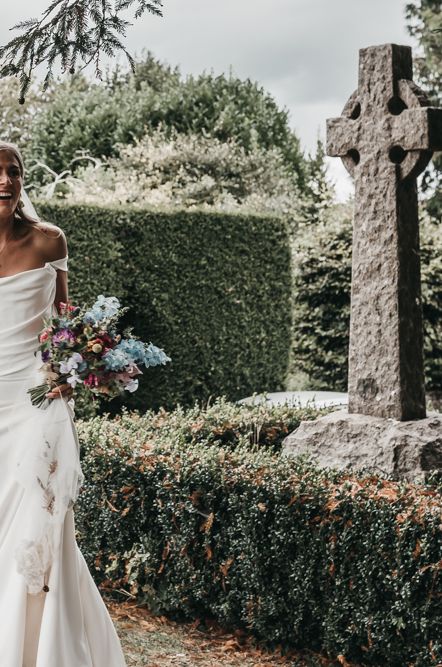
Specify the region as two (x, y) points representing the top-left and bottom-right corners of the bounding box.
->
(326, 44), (442, 421)
(282, 410), (442, 482)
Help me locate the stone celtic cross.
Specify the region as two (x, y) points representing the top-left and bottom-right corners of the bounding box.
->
(327, 44), (442, 421)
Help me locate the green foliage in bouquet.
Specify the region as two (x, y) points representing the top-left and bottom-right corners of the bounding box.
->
(37, 202), (292, 414)
(74, 399), (442, 666)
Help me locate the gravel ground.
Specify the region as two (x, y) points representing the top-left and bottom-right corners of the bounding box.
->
(106, 601), (356, 667)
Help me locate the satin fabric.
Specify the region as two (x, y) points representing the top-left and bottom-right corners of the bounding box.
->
(0, 258), (126, 666)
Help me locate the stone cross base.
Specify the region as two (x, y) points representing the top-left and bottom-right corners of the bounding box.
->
(282, 411), (442, 482)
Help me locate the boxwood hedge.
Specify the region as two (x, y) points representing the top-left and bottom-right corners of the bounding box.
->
(74, 400), (442, 667)
(37, 202), (292, 412)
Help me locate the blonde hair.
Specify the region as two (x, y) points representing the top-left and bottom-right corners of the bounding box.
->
(0, 141), (40, 227)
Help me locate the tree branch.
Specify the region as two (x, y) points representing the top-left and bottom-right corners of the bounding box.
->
(0, 0), (163, 102)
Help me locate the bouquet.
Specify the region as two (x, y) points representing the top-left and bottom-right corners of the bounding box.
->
(28, 295), (171, 408)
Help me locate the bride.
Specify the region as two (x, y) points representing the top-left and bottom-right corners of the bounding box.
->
(0, 141), (127, 666)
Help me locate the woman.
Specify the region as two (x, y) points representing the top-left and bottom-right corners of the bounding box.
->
(0, 142), (127, 666)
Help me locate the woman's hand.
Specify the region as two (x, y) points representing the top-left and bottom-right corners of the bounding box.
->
(46, 383), (74, 400)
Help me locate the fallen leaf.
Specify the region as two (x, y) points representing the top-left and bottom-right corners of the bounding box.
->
(220, 557), (234, 577)
(413, 539), (421, 559)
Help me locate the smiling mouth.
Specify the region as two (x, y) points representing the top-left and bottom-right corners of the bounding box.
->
(0, 193), (13, 201)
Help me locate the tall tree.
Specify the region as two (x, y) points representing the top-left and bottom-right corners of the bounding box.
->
(406, 0), (441, 104)
(0, 0), (163, 102)
(20, 53), (307, 187)
(405, 0), (442, 219)
(301, 139), (334, 225)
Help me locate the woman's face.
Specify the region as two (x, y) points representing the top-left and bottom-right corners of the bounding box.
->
(0, 150), (22, 220)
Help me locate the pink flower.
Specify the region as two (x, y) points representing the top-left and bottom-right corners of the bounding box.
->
(84, 373), (99, 387)
(59, 302), (77, 313)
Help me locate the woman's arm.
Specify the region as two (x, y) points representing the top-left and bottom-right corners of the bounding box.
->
(54, 269), (68, 312)
(37, 225), (73, 399)
(34, 222), (69, 311)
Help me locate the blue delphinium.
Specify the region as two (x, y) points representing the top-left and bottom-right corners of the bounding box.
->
(144, 343), (171, 366)
(102, 348), (131, 372)
(103, 340), (171, 372)
(83, 295), (121, 325)
(115, 339), (147, 365)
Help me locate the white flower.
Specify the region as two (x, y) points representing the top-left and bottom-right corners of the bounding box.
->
(67, 371), (83, 388)
(59, 352), (83, 374)
(124, 379), (139, 393)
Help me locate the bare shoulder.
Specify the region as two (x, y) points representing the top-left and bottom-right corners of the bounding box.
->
(32, 222), (68, 263)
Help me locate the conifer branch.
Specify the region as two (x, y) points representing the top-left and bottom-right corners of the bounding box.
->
(0, 0), (163, 102)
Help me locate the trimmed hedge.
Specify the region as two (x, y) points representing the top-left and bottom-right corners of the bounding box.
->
(37, 203), (292, 412)
(74, 401), (442, 666)
(290, 209), (442, 392)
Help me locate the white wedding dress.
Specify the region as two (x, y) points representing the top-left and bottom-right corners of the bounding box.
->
(0, 257), (127, 666)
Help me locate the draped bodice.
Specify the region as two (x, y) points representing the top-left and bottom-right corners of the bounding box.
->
(0, 256), (68, 378)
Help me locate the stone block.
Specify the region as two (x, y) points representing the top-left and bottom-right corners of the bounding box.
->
(282, 410), (442, 481)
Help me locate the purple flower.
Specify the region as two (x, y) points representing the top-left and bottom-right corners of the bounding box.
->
(52, 329), (76, 347)
(42, 350), (52, 362)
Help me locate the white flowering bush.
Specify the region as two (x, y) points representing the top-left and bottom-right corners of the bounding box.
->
(43, 128), (305, 219)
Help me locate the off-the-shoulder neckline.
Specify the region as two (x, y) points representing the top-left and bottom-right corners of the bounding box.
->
(0, 256), (68, 281)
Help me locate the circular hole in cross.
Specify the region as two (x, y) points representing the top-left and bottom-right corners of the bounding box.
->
(346, 148), (360, 165)
(389, 145), (407, 164)
(387, 96), (407, 115)
(349, 102), (361, 119)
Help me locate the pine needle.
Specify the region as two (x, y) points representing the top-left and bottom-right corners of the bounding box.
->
(0, 0), (163, 102)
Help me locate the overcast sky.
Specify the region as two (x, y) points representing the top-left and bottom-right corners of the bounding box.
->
(1, 0), (413, 200)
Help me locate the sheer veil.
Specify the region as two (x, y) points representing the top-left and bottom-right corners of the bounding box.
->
(20, 188), (41, 222)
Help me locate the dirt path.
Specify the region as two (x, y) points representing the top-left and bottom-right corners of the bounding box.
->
(107, 601), (354, 667)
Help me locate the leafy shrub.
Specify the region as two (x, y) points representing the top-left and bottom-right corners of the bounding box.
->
(420, 212), (442, 389)
(405, 0), (442, 221)
(77, 397), (326, 456)
(74, 401), (442, 666)
(291, 205), (442, 391)
(23, 54), (305, 184)
(0, 77), (49, 149)
(37, 202), (292, 413)
(53, 128), (304, 219)
(0, 54), (331, 226)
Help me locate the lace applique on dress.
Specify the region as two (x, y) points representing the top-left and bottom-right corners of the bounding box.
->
(15, 536), (51, 596)
(13, 397), (83, 595)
